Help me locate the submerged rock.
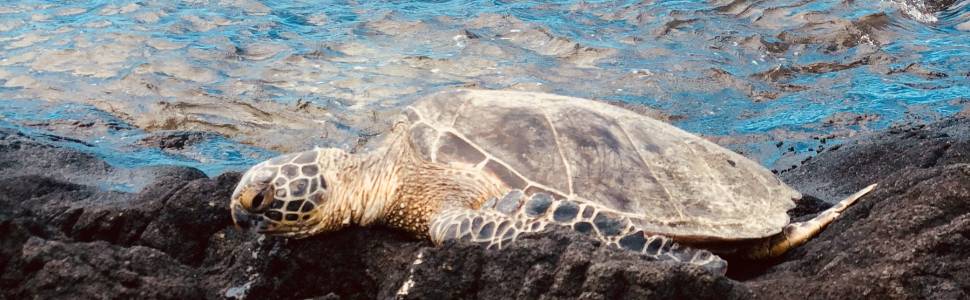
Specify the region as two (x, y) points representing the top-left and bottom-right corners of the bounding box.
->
(0, 116), (968, 299)
(137, 130), (219, 151)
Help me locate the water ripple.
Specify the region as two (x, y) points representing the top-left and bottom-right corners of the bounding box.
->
(0, 0), (967, 172)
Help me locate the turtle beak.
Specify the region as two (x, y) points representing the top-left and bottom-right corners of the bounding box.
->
(232, 205), (261, 231)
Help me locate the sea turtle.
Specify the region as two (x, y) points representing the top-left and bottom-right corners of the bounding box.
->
(230, 89), (875, 274)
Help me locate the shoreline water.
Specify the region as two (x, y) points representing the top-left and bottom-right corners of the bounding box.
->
(1, 0), (967, 171)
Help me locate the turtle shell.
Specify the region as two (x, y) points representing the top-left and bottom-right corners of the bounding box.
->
(404, 89), (800, 241)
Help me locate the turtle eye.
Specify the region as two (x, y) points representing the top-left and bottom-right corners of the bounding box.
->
(251, 191), (266, 209)
(243, 187), (274, 212)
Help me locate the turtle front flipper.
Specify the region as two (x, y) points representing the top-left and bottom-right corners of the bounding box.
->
(428, 190), (728, 274)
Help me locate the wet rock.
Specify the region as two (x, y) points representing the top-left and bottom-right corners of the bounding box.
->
(0, 127), (113, 183)
(238, 43), (290, 61)
(213, 228), (420, 299)
(137, 130), (218, 150)
(782, 117), (970, 202)
(136, 172), (238, 265)
(365, 14), (431, 37)
(468, 14), (616, 68)
(22, 116), (133, 138)
(229, 0), (271, 16)
(401, 230), (749, 299)
(0, 124), (214, 192)
(784, 195), (831, 222)
(10, 232), (205, 299)
(907, 0), (959, 13)
(776, 13), (893, 54)
(753, 54), (889, 82)
(888, 62), (949, 79)
(707, 68), (795, 102)
(821, 112), (881, 128)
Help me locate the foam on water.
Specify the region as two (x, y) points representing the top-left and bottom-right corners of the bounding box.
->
(0, 0), (967, 173)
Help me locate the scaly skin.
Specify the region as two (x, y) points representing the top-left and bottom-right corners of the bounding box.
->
(230, 124), (506, 239)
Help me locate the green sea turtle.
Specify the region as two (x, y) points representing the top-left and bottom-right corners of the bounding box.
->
(230, 89), (875, 274)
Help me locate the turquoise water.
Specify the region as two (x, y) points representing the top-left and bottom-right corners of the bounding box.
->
(0, 0), (967, 175)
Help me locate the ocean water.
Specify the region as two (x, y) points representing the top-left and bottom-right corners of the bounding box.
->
(0, 0), (967, 176)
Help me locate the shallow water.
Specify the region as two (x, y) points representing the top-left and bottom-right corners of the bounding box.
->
(0, 99), (274, 176)
(0, 0), (967, 175)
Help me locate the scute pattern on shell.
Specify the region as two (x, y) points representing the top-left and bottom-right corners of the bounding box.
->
(406, 89), (800, 240)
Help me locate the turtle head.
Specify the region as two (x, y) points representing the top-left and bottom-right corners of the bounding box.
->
(231, 148), (348, 238)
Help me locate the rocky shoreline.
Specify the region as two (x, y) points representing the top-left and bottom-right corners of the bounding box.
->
(1, 114), (968, 299)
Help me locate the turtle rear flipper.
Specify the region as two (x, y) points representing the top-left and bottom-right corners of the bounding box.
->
(744, 183), (877, 259)
(429, 190), (728, 274)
